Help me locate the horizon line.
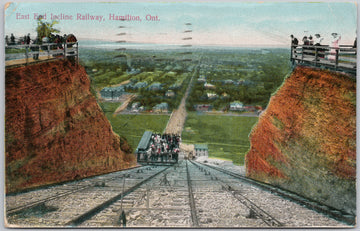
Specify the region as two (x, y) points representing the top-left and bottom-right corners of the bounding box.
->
(77, 38), (290, 48)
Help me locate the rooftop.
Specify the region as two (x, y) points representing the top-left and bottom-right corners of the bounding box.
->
(194, 144), (208, 150)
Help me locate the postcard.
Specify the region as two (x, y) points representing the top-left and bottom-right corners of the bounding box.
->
(4, 1), (357, 228)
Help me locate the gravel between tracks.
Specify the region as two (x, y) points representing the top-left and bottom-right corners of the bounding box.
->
(6, 161), (350, 228)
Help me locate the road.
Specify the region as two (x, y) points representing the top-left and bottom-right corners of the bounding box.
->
(113, 95), (137, 114)
(164, 61), (199, 135)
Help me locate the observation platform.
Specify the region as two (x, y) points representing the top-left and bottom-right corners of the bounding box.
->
(290, 44), (356, 75)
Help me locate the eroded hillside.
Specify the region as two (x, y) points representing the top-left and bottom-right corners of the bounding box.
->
(5, 60), (136, 193)
(246, 66), (356, 214)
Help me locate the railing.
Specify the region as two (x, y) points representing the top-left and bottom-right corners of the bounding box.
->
(5, 42), (79, 68)
(290, 44), (356, 74)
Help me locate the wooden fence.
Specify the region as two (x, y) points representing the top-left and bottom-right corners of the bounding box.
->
(5, 42), (79, 68)
(290, 44), (356, 75)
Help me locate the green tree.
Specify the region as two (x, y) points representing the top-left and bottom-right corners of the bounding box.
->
(36, 15), (60, 41)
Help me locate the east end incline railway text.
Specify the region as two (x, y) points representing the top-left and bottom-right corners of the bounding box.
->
(16, 13), (159, 22)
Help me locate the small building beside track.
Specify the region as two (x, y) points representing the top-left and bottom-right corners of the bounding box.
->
(194, 144), (208, 158)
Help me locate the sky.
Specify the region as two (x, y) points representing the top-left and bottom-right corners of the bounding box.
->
(4, 1), (358, 47)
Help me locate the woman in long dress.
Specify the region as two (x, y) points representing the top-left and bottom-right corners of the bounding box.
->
(328, 33), (341, 62)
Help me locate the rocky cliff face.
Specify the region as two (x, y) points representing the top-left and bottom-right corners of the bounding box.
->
(246, 66), (356, 214)
(5, 60), (135, 193)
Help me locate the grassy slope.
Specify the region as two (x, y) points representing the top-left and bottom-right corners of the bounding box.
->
(182, 112), (258, 165)
(104, 113), (170, 150)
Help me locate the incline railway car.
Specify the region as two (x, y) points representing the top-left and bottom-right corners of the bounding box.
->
(136, 131), (180, 165)
(136, 131), (152, 155)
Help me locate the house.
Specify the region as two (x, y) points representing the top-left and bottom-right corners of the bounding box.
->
(139, 106), (145, 112)
(197, 76), (206, 83)
(100, 86), (125, 101)
(204, 82), (216, 90)
(194, 144), (208, 157)
(223, 79), (234, 84)
(133, 81), (148, 89)
(194, 104), (213, 112)
(148, 82), (162, 91)
(206, 92), (218, 100)
(229, 101), (244, 111)
(131, 102), (141, 112)
(236, 79), (245, 85)
(165, 90), (175, 98)
(124, 82), (134, 90)
(169, 82), (181, 90)
(126, 68), (141, 75)
(221, 92), (229, 99)
(244, 106), (257, 112)
(153, 102), (169, 113)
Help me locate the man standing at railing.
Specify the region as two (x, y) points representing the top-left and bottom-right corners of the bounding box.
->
(314, 34), (324, 59)
(290, 35), (298, 47)
(32, 37), (40, 60)
(10, 33), (15, 45)
(26, 33), (31, 45)
(314, 34), (323, 46)
(290, 35), (298, 63)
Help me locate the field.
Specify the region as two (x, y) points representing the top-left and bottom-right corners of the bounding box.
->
(99, 102), (122, 113)
(80, 43), (290, 165)
(103, 112), (170, 151)
(181, 112), (258, 165)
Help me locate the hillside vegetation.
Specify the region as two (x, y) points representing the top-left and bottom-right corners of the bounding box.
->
(246, 66), (356, 214)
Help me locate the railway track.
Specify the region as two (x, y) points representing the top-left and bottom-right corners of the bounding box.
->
(190, 160), (355, 226)
(65, 166), (170, 226)
(6, 165), (170, 227)
(6, 160), (350, 228)
(189, 160), (282, 227)
(6, 165), (144, 215)
(80, 161), (193, 227)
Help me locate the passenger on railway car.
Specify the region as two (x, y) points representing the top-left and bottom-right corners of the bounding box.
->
(160, 150), (164, 162)
(157, 146), (161, 160)
(174, 149), (179, 162)
(151, 144), (156, 161)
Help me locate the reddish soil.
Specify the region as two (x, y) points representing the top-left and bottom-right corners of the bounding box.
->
(5, 60), (136, 193)
(245, 66), (356, 213)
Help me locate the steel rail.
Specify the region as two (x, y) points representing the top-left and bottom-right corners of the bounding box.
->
(65, 166), (170, 227)
(6, 165), (144, 215)
(189, 160), (282, 227)
(185, 160), (199, 227)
